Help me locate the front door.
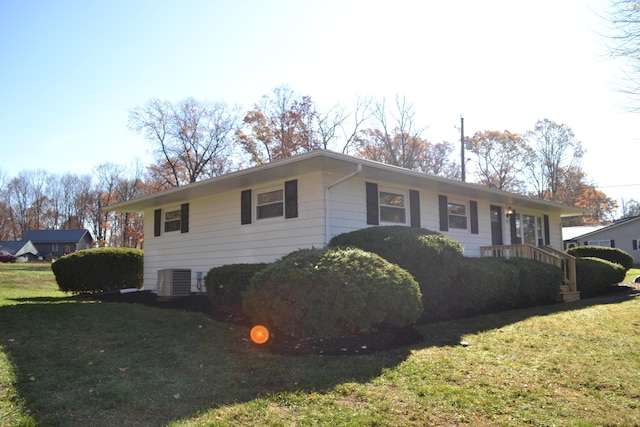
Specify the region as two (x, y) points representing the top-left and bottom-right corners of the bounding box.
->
(490, 205), (503, 245)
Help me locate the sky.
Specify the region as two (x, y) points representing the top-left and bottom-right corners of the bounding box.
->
(2, 0), (640, 212)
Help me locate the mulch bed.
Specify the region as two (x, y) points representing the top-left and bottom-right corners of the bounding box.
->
(82, 283), (640, 356)
(82, 290), (422, 356)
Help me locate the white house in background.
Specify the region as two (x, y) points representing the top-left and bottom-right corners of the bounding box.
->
(108, 150), (586, 293)
(564, 215), (640, 265)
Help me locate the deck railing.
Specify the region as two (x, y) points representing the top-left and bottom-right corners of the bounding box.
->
(479, 244), (579, 301)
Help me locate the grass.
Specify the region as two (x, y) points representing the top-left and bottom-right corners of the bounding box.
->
(1, 264), (640, 426)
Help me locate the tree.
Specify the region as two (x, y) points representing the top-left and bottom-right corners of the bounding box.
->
(525, 119), (585, 201)
(468, 130), (529, 192)
(237, 86), (321, 164)
(602, 0), (640, 111)
(355, 95), (459, 177)
(621, 198), (640, 218)
(129, 97), (239, 187)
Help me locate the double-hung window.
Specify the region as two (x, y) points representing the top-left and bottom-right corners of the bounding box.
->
(379, 189), (406, 224)
(447, 202), (467, 229)
(164, 209), (182, 232)
(256, 187), (284, 220)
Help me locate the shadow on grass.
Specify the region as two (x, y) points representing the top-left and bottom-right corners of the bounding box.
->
(0, 297), (414, 426)
(1, 285), (638, 426)
(416, 285), (640, 347)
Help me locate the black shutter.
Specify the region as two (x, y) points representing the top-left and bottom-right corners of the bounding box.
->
(241, 189), (252, 225)
(284, 179), (298, 219)
(544, 215), (550, 245)
(634, 240), (638, 250)
(410, 190), (420, 228)
(366, 182), (379, 225)
(510, 209), (519, 244)
(438, 195), (448, 232)
(154, 209), (161, 237)
(180, 203), (189, 233)
(611, 239), (615, 248)
(470, 200), (478, 234)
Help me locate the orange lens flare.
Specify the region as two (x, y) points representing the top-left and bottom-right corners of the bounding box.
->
(250, 325), (269, 344)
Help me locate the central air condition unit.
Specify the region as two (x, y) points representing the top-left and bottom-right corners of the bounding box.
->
(157, 269), (192, 297)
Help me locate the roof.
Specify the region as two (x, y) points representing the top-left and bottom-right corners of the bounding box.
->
(22, 229), (93, 243)
(0, 241), (24, 253)
(564, 215), (640, 241)
(0, 240), (39, 256)
(562, 225), (605, 241)
(107, 150), (587, 217)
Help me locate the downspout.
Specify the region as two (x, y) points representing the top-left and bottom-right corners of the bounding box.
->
(324, 164), (363, 245)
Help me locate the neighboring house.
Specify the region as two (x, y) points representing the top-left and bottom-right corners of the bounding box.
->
(108, 150), (586, 293)
(564, 216), (640, 265)
(21, 229), (94, 259)
(0, 240), (39, 261)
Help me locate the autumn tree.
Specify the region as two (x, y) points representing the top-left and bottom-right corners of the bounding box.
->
(237, 86), (321, 164)
(468, 130), (530, 192)
(129, 97), (239, 187)
(553, 166), (618, 226)
(525, 119), (585, 202)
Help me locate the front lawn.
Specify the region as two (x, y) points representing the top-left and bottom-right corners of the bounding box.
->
(1, 264), (639, 426)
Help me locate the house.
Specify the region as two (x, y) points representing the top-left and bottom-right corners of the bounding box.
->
(0, 240), (39, 261)
(21, 229), (94, 259)
(108, 150), (586, 294)
(564, 216), (640, 265)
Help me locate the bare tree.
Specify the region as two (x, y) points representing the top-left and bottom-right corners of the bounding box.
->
(602, 0), (640, 111)
(129, 97), (240, 186)
(525, 119), (584, 201)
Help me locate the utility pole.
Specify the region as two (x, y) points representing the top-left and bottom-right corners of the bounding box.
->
(460, 116), (465, 182)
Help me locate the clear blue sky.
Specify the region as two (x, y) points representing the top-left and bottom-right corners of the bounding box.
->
(2, 0), (639, 208)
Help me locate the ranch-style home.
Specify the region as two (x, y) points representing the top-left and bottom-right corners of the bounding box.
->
(108, 150), (586, 299)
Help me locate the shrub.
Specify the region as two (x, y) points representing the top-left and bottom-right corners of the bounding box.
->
(205, 263), (268, 313)
(566, 246), (634, 271)
(243, 247), (423, 338)
(450, 257), (562, 318)
(575, 257), (626, 298)
(328, 226), (463, 319)
(51, 248), (143, 294)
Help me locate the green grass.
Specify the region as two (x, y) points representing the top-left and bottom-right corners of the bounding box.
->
(1, 264), (640, 426)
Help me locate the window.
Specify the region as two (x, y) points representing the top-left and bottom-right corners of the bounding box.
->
(164, 209), (181, 232)
(448, 202), (467, 229)
(379, 190), (406, 223)
(522, 214), (536, 245)
(588, 240), (611, 247)
(257, 188), (284, 220)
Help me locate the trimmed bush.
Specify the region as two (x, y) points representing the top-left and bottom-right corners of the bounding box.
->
(328, 226), (463, 319)
(451, 257), (562, 318)
(51, 248), (143, 294)
(243, 247), (423, 338)
(575, 257), (626, 298)
(205, 263), (268, 313)
(566, 246), (634, 271)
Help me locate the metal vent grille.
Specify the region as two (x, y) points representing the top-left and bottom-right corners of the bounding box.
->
(157, 269), (191, 297)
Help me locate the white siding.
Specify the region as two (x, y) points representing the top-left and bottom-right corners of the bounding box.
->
(141, 172), (327, 290)
(140, 169), (569, 290)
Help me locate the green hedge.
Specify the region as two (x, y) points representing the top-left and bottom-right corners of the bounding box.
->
(51, 248), (143, 294)
(566, 246), (634, 271)
(328, 226), (463, 320)
(205, 263), (268, 313)
(446, 257), (562, 319)
(575, 257), (626, 298)
(243, 247), (423, 338)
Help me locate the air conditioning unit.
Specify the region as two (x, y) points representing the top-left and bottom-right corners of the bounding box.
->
(157, 269), (192, 297)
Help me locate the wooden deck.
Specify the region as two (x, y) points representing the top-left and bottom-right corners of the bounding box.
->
(479, 244), (580, 302)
